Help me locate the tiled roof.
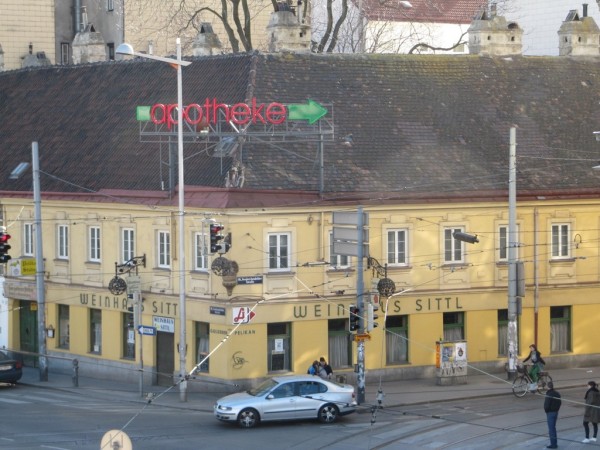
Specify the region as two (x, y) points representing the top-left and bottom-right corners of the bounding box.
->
(362, 0), (487, 24)
(2, 52), (600, 209)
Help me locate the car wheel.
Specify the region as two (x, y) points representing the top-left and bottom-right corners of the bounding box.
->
(318, 404), (339, 424)
(238, 408), (260, 428)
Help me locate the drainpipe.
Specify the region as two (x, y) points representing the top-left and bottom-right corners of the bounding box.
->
(534, 208), (539, 345)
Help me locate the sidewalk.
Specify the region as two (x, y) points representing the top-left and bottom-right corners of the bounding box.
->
(18, 364), (600, 411)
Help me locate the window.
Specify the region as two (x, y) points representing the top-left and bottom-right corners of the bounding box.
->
(57, 225), (69, 259)
(443, 312), (464, 341)
(157, 231), (171, 268)
(550, 306), (571, 353)
(444, 228), (463, 263)
(329, 232), (349, 268)
(60, 42), (70, 65)
(387, 229), (408, 266)
(386, 315), (408, 364)
(58, 305), (70, 349)
(89, 226), (101, 262)
(194, 232), (209, 271)
(268, 233), (290, 271)
(498, 225), (519, 261)
(23, 223), (34, 256)
(328, 319), (351, 369)
(551, 224), (570, 259)
(122, 228), (135, 263)
(267, 322), (290, 372)
(195, 322), (210, 373)
(107, 43), (115, 60)
(497, 309), (519, 356)
(123, 312), (135, 359)
(90, 308), (102, 353)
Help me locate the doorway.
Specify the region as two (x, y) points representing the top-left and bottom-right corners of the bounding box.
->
(19, 300), (38, 367)
(156, 331), (174, 386)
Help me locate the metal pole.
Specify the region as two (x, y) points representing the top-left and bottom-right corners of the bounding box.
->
(134, 291), (143, 397)
(507, 127), (518, 381)
(176, 37), (188, 402)
(356, 206), (365, 404)
(32, 142), (48, 381)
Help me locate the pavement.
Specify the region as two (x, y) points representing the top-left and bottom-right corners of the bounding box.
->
(17, 364), (600, 411)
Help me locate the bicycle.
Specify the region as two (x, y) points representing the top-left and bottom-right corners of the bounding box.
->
(512, 363), (553, 397)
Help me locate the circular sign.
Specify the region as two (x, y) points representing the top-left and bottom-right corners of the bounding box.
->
(100, 429), (132, 450)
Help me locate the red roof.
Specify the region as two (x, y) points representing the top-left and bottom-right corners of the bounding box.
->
(363, 0), (487, 24)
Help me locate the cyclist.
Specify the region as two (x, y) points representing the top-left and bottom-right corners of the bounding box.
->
(523, 343), (546, 383)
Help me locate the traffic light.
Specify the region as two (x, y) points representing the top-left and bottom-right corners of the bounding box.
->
(210, 223), (225, 253)
(366, 303), (379, 332)
(0, 231), (12, 263)
(349, 305), (360, 332)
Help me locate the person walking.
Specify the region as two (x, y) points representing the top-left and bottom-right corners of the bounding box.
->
(582, 381), (600, 443)
(544, 381), (562, 449)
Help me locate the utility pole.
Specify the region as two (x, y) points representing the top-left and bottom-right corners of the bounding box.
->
(507, 127), (519, 381)
(356, 206), (365, 404)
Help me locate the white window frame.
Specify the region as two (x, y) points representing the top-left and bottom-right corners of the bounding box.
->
(443, 227), (464, 264)
(157, 230), (171, 268)
(122, 228), (135, 263)
(329, 231), (350, 269)
(23, 222), (34, 256)
(89, 226), (101, 262)
(498, 225), (520, 261)
(551, 223), (570, 259)
(387, 228), (408, 266)
(194, 232), (209, 271)
(268, 232), (290, 272)
(57, 224), (69, 260)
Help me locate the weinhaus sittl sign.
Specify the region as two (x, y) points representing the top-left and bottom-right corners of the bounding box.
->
(136, 99), (328, 129)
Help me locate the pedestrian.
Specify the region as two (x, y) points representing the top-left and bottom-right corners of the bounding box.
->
(544, 381), (562, 449)
(319, 357), (333, 380)
(523, 344), (545, 385)
(307, 360), (319, 375)
(582, 381), (600, 443)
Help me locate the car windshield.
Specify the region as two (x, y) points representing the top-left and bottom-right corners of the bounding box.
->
(248, 378), (278, 396)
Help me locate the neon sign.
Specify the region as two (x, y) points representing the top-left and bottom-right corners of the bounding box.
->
(136, 98), (328, 129)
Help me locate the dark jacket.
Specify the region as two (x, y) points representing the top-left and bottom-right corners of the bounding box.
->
(584, 387), (600, 423)
(524, 349), (546, 366)
(544, 388), (562, 413)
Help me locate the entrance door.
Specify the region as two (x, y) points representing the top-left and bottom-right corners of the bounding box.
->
(19, 300), (38, 367)
(156, 331), (174, 386)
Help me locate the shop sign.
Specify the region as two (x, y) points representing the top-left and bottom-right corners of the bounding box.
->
(237, 276), (263, 285)
(3, 280), (37, 300)
(232, 307), (255, 324)
(153, 316), (175, 333)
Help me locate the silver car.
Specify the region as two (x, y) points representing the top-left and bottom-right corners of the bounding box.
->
(214, 375), (357, 428)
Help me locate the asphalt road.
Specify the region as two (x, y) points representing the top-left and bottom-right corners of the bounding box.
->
(0, 383), (593, 449)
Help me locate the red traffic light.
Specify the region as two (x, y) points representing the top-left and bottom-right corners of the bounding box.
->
(0, 232), (11, 263)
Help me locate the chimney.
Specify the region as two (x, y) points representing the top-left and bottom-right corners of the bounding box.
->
(267, 6), (311, 53)
(192, 23), (222, 56)
(558, 6), (600, 56)
(583, 3), (588, 17)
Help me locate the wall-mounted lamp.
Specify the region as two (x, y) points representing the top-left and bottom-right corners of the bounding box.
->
(452, 231), (479, 244)
(46, 325), (55, 338)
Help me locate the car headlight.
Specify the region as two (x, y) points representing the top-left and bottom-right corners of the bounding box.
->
(217, 405), (233, 412)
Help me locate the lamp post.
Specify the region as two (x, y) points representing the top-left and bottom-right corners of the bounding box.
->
(116, 39), (191, 402)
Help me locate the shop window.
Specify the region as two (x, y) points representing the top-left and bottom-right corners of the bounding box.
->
(58, 304), (70, 349)
(122, 228), (135, 263)
(157, 230), (171, 268)
(89, 226), (101, 262)
(444, 227), (463, 263)
(497, 309), (519, 356)
(551, 224), (570, 259)
(387, 229), (408, 266)
(329, 232), (350, 268)
(328, 319), (351, 368)
(385, 315), (408, 364)
(195, 322), (210, 373)
(268, 322), (290, 372)
(57, 224), (69, 259)
(443, 312), (464, 341)
(23, 223), (34, 256)
(122, 312), (135, 359)
(550, 306), (571, 353)
(90, 308), (102, 353)
(268, 233), (290, 271)
(194, 232), (209, 271)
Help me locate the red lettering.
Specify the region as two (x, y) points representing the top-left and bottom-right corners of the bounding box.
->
(151, 104), (167, 126)
(250, 98), (266, 124)
(267, 103), (286, 124)
(230, 103), (250, 125)
(184, 104), (204, 125)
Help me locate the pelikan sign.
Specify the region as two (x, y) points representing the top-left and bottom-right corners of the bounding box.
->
(136, 99), (328, 129)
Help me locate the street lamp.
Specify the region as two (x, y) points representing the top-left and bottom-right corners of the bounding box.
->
(116, 39), (191, 402)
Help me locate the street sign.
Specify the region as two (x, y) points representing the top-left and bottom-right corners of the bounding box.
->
(126, 275), (141, 294)
(333, 241), (369, 257)
(137, 325), (156, 336)
(332, 211), (369, 226)
(354, 333), (371, 342)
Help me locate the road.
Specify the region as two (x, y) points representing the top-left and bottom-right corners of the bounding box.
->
(0, 384), (591, 449)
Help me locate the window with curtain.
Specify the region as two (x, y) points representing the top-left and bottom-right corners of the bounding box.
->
(157, 230), (171, 268)
(58, 304), (70, 349)
(267, 322), (290, 372)
(328, 319), (351, 368)
(268, 233), (290, 271)
(550, 306), (571, 353)
(122, 312), (135, 359)
(23, 223), (34, 256)
(122, 228), (135, 263)
(443, 312), (464, 341)
(196, 322), (210, 372)
(386, 315), (408, 364)
(194, 232), (209, 271)
(57, 224), (69, 259)
(551, 224), (570, 259)
(444, 228), (463, 263)
(387, 229), (408, 266)
(90, 308), (102, 353)
(89, 226), (101, 262)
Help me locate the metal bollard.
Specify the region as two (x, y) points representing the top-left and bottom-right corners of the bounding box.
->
(72, 359), (79, 387)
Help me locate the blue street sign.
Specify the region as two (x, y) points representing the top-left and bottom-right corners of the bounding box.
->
(137, 325), (156, 336)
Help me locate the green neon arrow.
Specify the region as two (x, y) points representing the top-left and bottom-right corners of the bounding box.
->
(287, 100), (328, 124)
(136, 106), (151, 121)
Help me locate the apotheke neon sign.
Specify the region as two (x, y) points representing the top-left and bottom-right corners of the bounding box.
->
(137, 98), (328, 129)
